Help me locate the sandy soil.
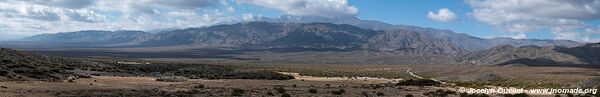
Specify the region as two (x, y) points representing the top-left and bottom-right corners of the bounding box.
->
(0, 76), (445, 97)
(279, 72), (403, 84)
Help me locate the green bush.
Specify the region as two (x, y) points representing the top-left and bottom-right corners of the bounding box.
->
(405, 94), (414, 97)
(503, 93), (529, 97)
(376, 92), (385, 96)
(193, 84), (204, 88)
(424, 89), (456, 97)
(308, 88), (317, 93)
(0, 70), (8, 76)
(155, 76), (188, 82)
(566, 93), (574, 97)
(459, 93), (489, 97)
(232, 89), (245, 96)
(331, 89), (345, 95)
(397, 79), (441, 86)
(275, 87), (286, 93)
(281, 93), (291, 97)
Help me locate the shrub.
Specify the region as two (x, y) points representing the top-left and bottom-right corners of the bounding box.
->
(405, 94), (414, 97)
(331, 89), (345, 95)
(362, 91), (370, 96)
(503, 93), (529, 97)
(376, 92), (385, 96)
(155, 76), (188, 82)
(596, 89), (599, 97)
(459, 93), (489, 97)
(193, 84), (205, 88)
(424, 89), (456, 97)
(232, 89), (245, 96)
(397, 79), (441, 86)
(0, 70), (8, 76)
(76, 74), (92, 78)
(566, 93), (574, 97)
(281, 93), (291, 97)
(308, 88), (317, 93)
(275, 87), (286, 93)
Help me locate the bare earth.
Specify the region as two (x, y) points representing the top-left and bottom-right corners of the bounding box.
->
(0, 75), (446, 97)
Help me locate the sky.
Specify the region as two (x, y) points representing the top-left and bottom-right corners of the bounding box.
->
(0, 0), (599, 42)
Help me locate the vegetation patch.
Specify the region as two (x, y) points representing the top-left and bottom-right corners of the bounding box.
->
(155, 76), (188, 82)
(396, 79), (441, 86)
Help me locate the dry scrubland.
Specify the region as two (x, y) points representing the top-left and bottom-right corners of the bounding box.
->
(1, 48), (599, 96)
(218, 63), (600, 88)
(0, 76), (453, 97)
(0, 58), (599, 97)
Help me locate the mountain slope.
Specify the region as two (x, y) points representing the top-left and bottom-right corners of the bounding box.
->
(0, 48), (80, 81)
(0, 48), (294, 81)
(135, 22), (378, 49)
(23, 30), (151, 45)
(15, 16), (580, 51)
(463, 43), (600, 67)
(131, 22), (464, 55)
(259, 16), (580, 51)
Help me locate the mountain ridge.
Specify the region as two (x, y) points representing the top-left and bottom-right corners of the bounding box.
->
(463, 42), (600, 67)
(3, 16), (593, 67)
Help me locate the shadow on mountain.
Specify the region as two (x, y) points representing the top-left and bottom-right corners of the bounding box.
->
(29, 47), (361, 61)
(234, 47), (360, 53)
(496, 58), (597, 68)
(31, 48), (257, 60)
(556, 43), (600, 65)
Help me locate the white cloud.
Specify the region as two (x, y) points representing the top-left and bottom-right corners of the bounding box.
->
(0, 0), (239, 40)
(427, 8), (458, 22)
(0, 2), (106, 22)
(0, 0), (363, 40)
(238, 0), (357, 17)
(466, 0), (600, 42)
(242, 13), (256, 21)
(33, 0), (95, 9)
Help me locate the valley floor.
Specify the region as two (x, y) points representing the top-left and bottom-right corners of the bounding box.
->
(0, 75), (446, 97)
(2, 64), (598, 97)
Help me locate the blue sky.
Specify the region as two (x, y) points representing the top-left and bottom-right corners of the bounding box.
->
(0, 0), (599, 42)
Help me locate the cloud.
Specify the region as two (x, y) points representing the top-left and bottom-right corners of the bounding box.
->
(466, 0), (600, 42)
(144, 0), (216, 10)
(94, 0), (219, 15)
(0, 2), (106, 22)
(427, 8), (458, 22)
(33, 0), (95, 9)
(0, 0), (241, 40)
(239, 0), (358, 17)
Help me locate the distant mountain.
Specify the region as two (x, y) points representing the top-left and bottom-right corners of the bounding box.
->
(7, 20), (592, 67)
(16, 16), (580, 51)
(23, 30), (150, 45)
(463, 43), (600, 67)
(133, 22), (463, 55)
(14, 19), (580, 54)
(258, 15), (581, 51)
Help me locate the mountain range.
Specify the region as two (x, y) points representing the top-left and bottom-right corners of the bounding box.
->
(4, 16), (596, 67)
(464, 43), (600, 67)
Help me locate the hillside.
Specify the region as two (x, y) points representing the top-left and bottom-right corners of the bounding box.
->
(23, 30), (151, 46)
(11, 16), (580, 52)
(0, 48), (77, 81)
(463, 43), (600, 67)
(0, 48), (293, 81)
(260, 16), (580, 51)
(135, 22), (464, 55)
